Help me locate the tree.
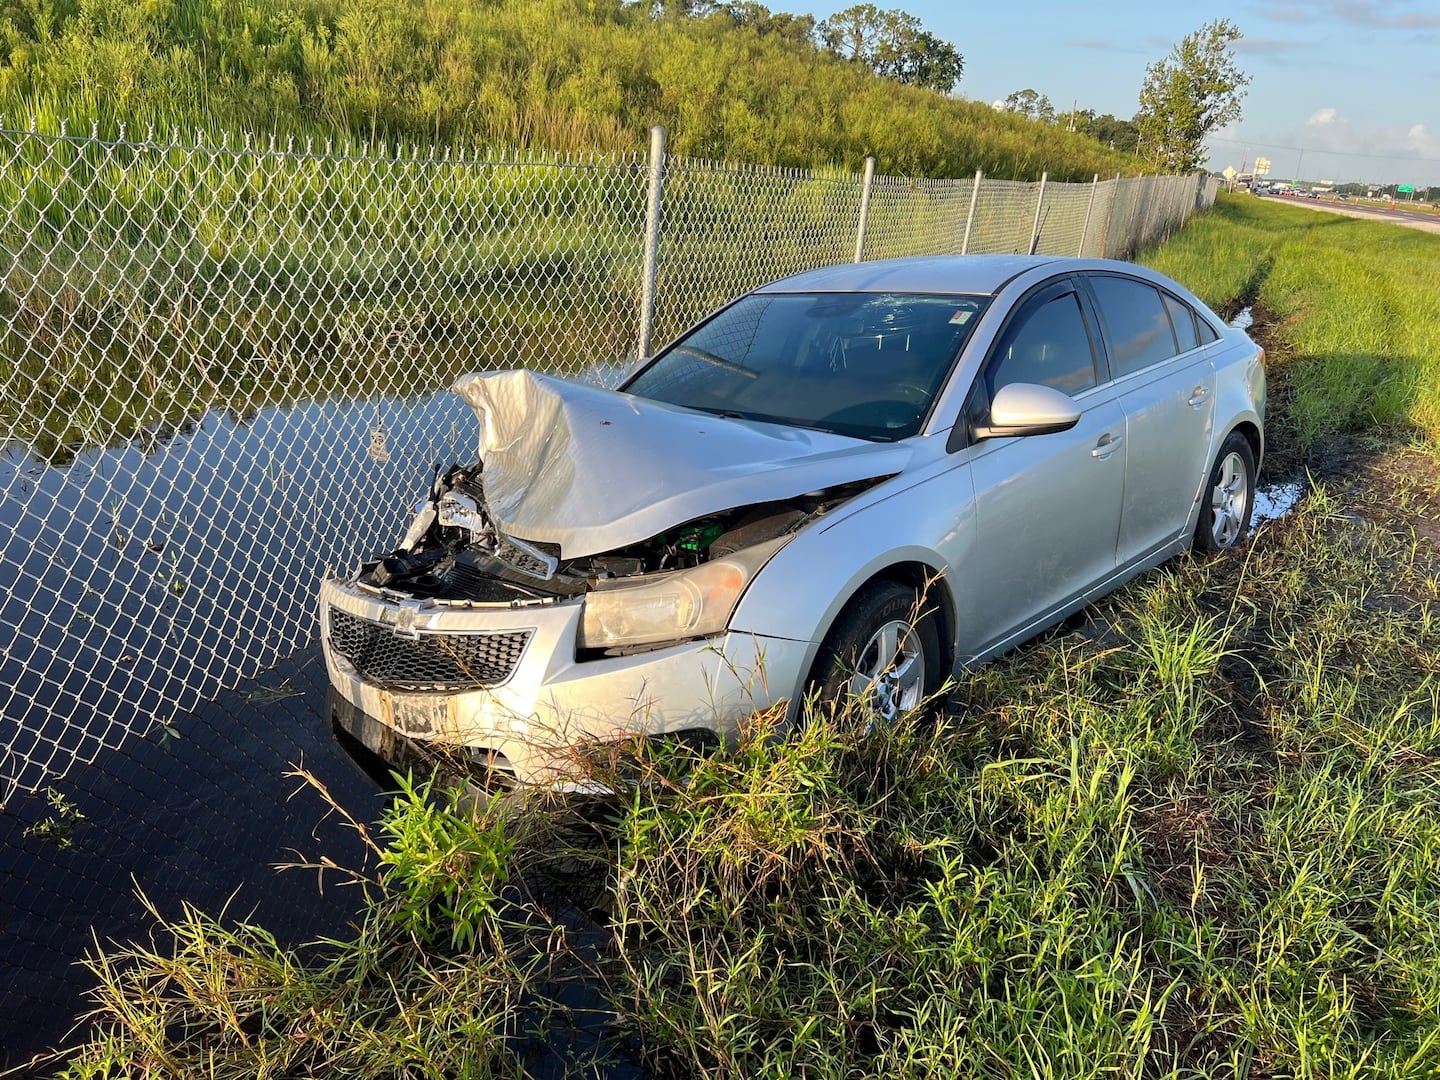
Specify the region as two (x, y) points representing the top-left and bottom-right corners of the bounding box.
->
(817, 4), (962, 93)
(1001, 88), (1054, 123)
(877, 29), (961, 92)
(1082, 112), (1140, 154)
(720, 2), (816, 48)
(1134, 19), (1250, 172)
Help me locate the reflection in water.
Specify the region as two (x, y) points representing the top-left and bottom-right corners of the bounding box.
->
(0, 649), (383, 1072)
(1253, 480), (1304, 525)
(0, 388), (472, 796)
(1229, 306), (1254, 330)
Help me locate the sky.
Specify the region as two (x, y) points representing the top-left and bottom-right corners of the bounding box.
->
(800, 0), (1440, 189)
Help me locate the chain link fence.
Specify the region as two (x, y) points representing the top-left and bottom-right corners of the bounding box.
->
(0, 124), (1219, 801)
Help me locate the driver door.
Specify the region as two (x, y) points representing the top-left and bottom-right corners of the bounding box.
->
(957, 280), (1126, 658)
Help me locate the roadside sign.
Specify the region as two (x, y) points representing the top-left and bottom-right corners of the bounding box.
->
(1254, 157), (1271, 176)
(1398, 184), (1414, 193)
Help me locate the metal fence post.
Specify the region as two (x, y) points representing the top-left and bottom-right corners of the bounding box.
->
(1138, 175), (1157, 248)
(1101, 171), (1121, 258)
(1121, 173), (1144, 257)
(637, 125), (666, 361)
(1028, 171), (1048, 255)
(1078, 173), (1099, 257)
(853, 156), (875, 263)
(961, 169), (982, 254)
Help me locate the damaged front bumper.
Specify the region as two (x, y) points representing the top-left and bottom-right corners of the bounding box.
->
(319, 578), (808, 786)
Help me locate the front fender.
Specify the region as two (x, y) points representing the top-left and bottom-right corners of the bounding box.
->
(727, 463), (976, 693)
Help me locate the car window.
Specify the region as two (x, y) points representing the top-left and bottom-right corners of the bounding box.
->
(1196, 314), (1220, 344)
(1088, 275), (1178, 377)
(987, 289), (1097, 397)
(1163, 292), (1200, 353)
(625, 292), (988, 441)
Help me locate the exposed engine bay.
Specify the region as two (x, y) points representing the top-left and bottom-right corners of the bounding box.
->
(358, 461), (874, 605)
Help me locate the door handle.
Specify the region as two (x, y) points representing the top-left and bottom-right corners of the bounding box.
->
(1188, 386), (1210, 408)
(1091, 433), (1122, 459)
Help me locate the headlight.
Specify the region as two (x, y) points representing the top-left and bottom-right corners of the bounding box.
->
(578, 536), (789, 650)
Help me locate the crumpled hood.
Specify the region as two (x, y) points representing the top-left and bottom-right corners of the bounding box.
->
(452, 369), (912, 558)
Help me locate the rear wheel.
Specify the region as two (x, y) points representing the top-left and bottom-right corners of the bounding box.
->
(808, 580), (942, 725)
(1194, 432), (1256, 553)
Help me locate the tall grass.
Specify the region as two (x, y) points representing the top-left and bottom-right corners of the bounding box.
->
(0, 129), (1174, 465)
(52, 457), (1440, 1077)
(1142, 193), (1440, 454)
(0, 132), (648, 461)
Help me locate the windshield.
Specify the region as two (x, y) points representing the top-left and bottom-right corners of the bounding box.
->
(624, 291), (989, 441)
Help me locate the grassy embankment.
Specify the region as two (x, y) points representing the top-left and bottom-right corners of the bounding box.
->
(0, 0), (1136, 181)
(49, 196), (1440, 1078)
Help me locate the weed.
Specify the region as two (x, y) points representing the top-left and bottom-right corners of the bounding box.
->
(22, 787), (86, 849)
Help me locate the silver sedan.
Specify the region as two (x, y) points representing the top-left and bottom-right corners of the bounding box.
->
(320, 255), (1265, 784)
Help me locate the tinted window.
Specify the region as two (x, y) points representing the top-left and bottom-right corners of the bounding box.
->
(988, 290), (1097, 397)
(1163, 293), (1200, 353)
(626, 292), (988, 441)
(1196, 315), (1220, 344)
(1089, 276), (1178, 377)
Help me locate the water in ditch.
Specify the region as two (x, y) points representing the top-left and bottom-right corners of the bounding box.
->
(0, 373), (657, 1075)
(1253, 480), (1304, 526)
(0, 387), (454, 1071)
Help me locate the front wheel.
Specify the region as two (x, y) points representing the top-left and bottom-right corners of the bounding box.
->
(1194, 432), (1256, 553)
(807, 580), (943, 725)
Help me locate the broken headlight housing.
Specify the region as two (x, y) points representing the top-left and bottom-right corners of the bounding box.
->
(577, 536), (789, 650)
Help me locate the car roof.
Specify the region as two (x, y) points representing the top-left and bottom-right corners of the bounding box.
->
(754, 254), (1064, 297)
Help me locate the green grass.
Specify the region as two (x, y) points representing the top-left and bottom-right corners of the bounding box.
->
(44, 192), (1440, 1080)
(51, 475), (1440, 1077)
(1142, 193), (1440, 457)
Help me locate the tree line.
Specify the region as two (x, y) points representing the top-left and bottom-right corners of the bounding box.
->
(0, 0), (1138, 181)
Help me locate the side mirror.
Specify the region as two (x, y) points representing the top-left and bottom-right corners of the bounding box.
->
(971, 382), (1082, 440)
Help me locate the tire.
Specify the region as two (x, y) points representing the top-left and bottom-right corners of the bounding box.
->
(807, 579), (943, 725)
(1194, 431), (1256, 553)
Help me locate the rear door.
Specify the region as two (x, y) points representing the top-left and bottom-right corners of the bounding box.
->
(1083, 273), (1216, 563)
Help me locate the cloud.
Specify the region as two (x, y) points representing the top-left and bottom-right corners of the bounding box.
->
(1330, 1), (1440, 28)
(1257, 2), (1440, 28)
(1244, 114), (1440, 183)
(1405, 124), (1439, 155)
(1231, 36), (1307, 54)
(1208, 106), (1440, 187)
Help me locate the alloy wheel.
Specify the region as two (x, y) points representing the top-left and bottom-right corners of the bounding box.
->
(846, 619), (926, 724)
(1209, 450), (1250, 548)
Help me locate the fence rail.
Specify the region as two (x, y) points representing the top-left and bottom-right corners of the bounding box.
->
(0, 124), (1219, 797)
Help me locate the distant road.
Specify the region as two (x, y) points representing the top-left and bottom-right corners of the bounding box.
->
(1260, 195), (1440, 236)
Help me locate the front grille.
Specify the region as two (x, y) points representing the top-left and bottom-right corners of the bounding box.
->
(328, 607), (531, 690)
